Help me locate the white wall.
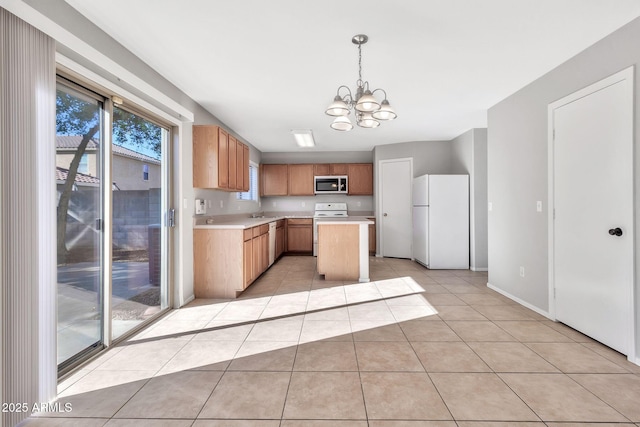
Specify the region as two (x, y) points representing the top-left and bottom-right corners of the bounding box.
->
(488, 16), (640, 360)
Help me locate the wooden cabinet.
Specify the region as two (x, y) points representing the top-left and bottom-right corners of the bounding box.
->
(348, 163), (374, 195)
(228, 135), (237, 190)
(194, 223), (271, 298)
(243, 237), (253, 288)
(288, 164), (314, 196)
(286, 218), (313, 253)
(368, 217), (376, 254)
(193, 125), (249, 191)
(261, 164), (288, 196)
(259, 162), (373, 196)
(275, 220), (285, 259)
(330, 163), (349, 175)
(242, 144), (249, 192)
(314, 164), (330, 176)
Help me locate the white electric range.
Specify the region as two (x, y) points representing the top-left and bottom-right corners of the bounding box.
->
(313, 202), (348, 256)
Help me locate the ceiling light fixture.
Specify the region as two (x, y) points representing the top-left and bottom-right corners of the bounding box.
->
(291, 129), (316, 147)
(325, 34), (397, 131)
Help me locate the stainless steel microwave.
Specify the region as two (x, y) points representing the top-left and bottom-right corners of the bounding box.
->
(314, 176), (348, 194)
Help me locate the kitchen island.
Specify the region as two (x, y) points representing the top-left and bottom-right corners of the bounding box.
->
(316, 217), (374, 282)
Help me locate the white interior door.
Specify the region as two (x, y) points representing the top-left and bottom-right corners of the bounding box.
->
(551, 68), (634, 355)
(379, 158), (413, 258)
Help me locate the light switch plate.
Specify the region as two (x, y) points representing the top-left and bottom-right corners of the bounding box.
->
(488, 202), (493, 212)
(536, 201), (542, 212)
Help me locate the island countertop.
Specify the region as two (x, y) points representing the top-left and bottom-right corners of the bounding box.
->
(315, 217), (373, 225)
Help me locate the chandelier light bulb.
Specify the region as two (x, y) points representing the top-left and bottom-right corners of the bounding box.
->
(372, 99), (397, 121)
(325, 95), (350, 117)
(355, 90), (380, 113)
(330, 115), (354, 131)
(357, 112), (380, 128)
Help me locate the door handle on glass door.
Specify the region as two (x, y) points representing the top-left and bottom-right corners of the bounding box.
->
(608, 227), (623, 236)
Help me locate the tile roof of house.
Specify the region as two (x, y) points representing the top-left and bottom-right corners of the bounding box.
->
(56, 135), (161, 164)
(56, 167), (100, 186)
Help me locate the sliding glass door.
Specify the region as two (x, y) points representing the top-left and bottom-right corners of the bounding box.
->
(111, 105), (170, 339)
(56, 78), (172, 372)
(56, 82), (104, 367)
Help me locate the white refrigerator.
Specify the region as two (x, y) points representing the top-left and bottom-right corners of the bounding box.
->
(412, 174), (469, 269)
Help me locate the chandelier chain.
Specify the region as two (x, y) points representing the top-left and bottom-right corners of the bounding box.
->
(358, 43), (362, 82)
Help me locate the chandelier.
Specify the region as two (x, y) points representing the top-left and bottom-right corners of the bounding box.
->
(325, 34), (397, 131)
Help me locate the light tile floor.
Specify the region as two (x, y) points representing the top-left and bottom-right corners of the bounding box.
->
(21, 256), (640, 426)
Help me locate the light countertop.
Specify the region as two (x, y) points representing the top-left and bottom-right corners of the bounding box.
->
(194, 212), (374, 230)
(315, 217), (374, 225)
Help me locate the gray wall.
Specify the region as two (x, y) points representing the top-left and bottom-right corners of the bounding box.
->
(450, 129), (488, 271)
(261, 151), (373, 164)
(488, 16), (640, 360)
(374, 140), (453, 177)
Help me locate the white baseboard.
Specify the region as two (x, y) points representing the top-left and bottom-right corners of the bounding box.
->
(471, 267), (488, 272)
(487, 282), (552, 320)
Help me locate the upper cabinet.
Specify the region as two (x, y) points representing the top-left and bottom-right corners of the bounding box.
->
(193, 125), (249, 191)
(330, 163), (349, 175)
(348, 163), (373, 195)
(288, 164), (314, 196)
(261, 164), (288, 196)
(260, 162), (373, 197)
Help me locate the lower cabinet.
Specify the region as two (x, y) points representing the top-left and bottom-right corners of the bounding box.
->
(194, 223), (271, 298)
(286, 218), (313, 253)
(276, 220), (285, 258)
(368, 217), (376, 255)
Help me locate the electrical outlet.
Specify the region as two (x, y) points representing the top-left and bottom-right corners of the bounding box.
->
(357, 201), (361, 207)
(301, 201), (306, 207)
(208, 200), (212, 208)
(488, 202), (493, 212)
(536, 201), (542, 212)
(220, 200), (224, 208)
(519, 266), (525, 277)
(272, 201), (276, 207)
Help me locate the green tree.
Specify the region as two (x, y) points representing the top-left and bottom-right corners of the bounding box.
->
(56, 89), (161, 263)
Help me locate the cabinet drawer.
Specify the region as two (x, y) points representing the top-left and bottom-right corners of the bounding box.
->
(287, 218), (312, 226)
(252, 225), (269, 237)
(243, 228), (253, 241)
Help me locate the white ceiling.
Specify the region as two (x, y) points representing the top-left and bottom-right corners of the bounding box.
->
(65, 0), (640, 152)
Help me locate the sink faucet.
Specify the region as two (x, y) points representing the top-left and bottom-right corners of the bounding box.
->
(250, 212), (265, 218)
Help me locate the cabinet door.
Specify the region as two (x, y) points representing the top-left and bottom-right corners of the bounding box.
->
(287, 225), (313, 253)
(330, 163), (349, 175)
(368, 218), (376, 254)
(243, 238), (253, 288)
(261, 164), (288, 196)
(276, 226), (284, 259)
(288, 164), (314, 196)
(228, 135), (237, 190)
(314, 164), (330, 176)
(348, 163), (373, 195)
(236, 141), (245, 191)
(252, 236), (261, 279)
(261, 232), (269, 272)
(193, 125), (218, 188)
(217, 127), (229, 189)
(242, 144), (250, 192)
